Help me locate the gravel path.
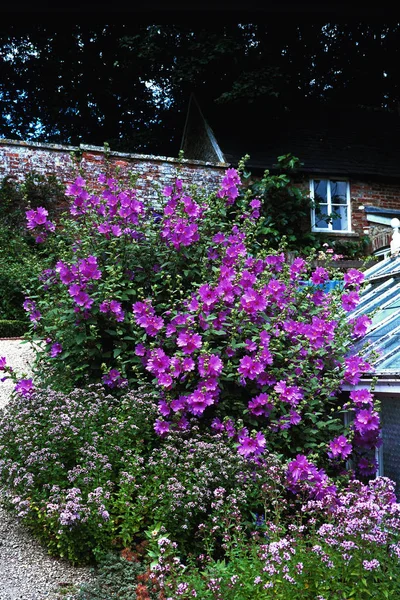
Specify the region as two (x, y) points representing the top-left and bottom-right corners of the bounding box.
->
(0, 339), (95, 600)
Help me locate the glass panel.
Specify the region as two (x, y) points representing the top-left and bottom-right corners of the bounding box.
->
(371, 295), (400, 326)
(364, 258), (400, 279)
(314, 204), (330, 229)
(330, 181), (348, 205)
(373, 325), (400, 369)
(330, 205), (348, 231)
(351, 279), (394, 317)
(314, 180), (328, 203)
(368, 258), (400, 280)
(356, 281), (400, 320)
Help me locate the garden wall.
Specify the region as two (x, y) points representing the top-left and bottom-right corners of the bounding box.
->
(2, 138), (400, 252)
(0, 139), (227, 203)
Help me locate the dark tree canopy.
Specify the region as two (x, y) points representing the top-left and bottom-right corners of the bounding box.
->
(0, 21), (399, 155)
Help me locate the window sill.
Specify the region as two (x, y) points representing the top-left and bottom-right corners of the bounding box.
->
(312, 231), (359, 238)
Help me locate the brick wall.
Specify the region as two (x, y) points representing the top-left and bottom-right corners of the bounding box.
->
(0, 139), (227, 203)
(2, 139), (400, 252)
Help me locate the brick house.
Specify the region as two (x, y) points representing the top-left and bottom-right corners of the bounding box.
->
(181, 95), (400, 257)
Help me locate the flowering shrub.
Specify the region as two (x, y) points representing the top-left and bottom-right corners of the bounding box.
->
(18, 164), (379, 476)
(0, 384), (159, 562)
(112, 427), (287, 554)
(154, 477), (400, 599)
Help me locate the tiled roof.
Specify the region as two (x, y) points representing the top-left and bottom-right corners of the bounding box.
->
(211, 107), (400, 179)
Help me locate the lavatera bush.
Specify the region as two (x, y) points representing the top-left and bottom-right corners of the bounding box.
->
(15, 162), (378, 475)
(0, 161), (387, 572)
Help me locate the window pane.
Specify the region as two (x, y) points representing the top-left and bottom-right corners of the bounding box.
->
(331, 205), (348, 231)
(330, 181), (348, 205)
(314, 203), (330, 229)
(314, 180), (328, 203)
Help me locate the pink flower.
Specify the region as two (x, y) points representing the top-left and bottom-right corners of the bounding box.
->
(328, 435), (352, 460)
(350, 388), (374, 407)
(311, 267), (329, 285)
(154, 419), (170, 436)
(238, 356), (263, 380)
(237, 430), (266, 457)
(344, 268), (364, 288)
(198, 354), (223, 378)
(341, 291), (360, 311)
(351, 314), (371, 337)
(274, 381), (304, 406)
(15, 379), (34, 397)
(50, 343), (63, 357)
(344, 356), (372, 385)
(354, 409), (380, 433)
(177, 331), (202, 354)
(248, 393), (272, 417)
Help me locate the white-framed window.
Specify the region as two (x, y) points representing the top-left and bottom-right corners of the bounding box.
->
(310, 179), (351, 232)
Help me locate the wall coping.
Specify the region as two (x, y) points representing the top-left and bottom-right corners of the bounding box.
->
(0, 138), (230, 170)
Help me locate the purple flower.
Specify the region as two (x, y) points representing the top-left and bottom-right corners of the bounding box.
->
(176, 331), (202, 354)
(344, 268), (364, 288)
(344, 356), (372, 385)
(349, 388), (374, 407)
(357, 457), (378, 477)
(341, 291), (360, 311)
(78, 255), (102, 280)
(154, 419), (170, 436)
(354, 409), (380, 434)
(134, 344), (146, 356)
(102, 369), (127, 388)
(15, 379), (34, 397)
(237, 430), (266, 457)
(290, 258), (306, 280)
(50, 343), (63, 358)
(328, 435), (352, 460)
(198, 354), (223, 378)
(274, 381), (304, 406)
(311, 267), (329, 285)
(238, 356), (263, 381)
(0, 357), (6, 370)
(248, 393), (272, 417)
(350, 314), (371, 337)
(363, 559), (380, 571)
(186, 389), (214, 416)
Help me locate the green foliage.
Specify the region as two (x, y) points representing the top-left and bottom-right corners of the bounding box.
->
(0, 172), (66, 321)
(247, 153), (321, 253)
(0, 320), (28, 337)
(77, 553), (153, 600)
(0, 224), (40, 321)
(329, 235), (371, 260)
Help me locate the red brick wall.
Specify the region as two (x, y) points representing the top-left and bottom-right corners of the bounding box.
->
(351, 179), (400, 233)
(0, 140), (227, 202)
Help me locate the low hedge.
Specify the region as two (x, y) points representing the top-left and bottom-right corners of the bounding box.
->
(0, 320), (28, 338)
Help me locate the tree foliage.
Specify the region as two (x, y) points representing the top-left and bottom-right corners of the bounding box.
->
(0, 21), (399, 153)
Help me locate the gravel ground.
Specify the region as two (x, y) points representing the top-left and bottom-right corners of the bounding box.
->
(0, 339), (96, 600)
